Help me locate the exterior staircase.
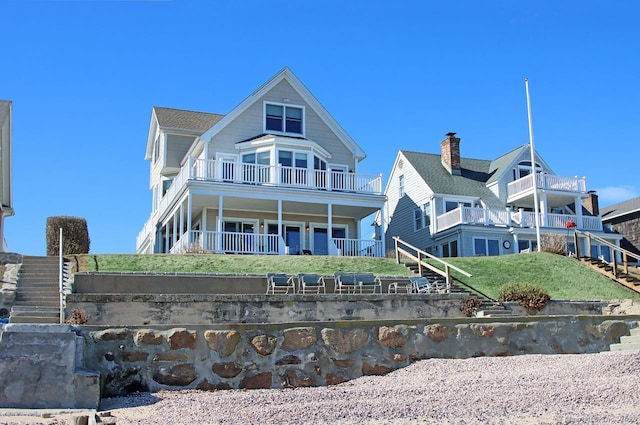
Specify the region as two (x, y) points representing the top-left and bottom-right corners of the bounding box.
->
(579, 256), (640, 295)
(10, 255), (61, 324)
(403, 261), (512, 317)
(609, 326), (640, 352)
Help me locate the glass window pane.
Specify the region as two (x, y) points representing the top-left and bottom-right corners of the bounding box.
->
(295, 153), (307, 168)
(243, 153), (255, 163)
(279, 150), (292, 166)
(451, 240), (458, 257)
(423, 202), (431, 226)
(257, 151), (270, 165)
(266, 104), (283, 117)
(474, 239), (486, 256)
(414, 208), (422, 230)
(266, 117), (282, 131)
(286, 107), (302, 119)
(445, 201), (458, 212)
(442, 244), (450, 258)
(488, 239), (500, 256)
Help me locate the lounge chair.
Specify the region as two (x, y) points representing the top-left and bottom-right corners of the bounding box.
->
(333, 272), (358, 294)
(410, 276), (447, 294)
(353, 272), (382, 294)
(298, 273), (325, 294)
(266, 273), (295, 295)
(388, 279), (412, 293)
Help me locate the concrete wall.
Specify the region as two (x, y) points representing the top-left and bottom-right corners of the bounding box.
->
(81, 316), (638, 397)
(0, 324), (100, 409)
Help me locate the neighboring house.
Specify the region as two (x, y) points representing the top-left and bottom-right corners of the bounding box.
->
(601, 197), (640, 257)
(136, 68), (386, 256)
(382, 132), (620, 259)
(0, 100), (13, 252)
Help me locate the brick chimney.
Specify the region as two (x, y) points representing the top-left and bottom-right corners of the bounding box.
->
(583, 190), (600, 216)
(441, 132), (461, 175)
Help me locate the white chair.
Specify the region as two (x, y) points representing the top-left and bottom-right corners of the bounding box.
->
(298, 273), (326, 294)
(266, 273), (295, 295)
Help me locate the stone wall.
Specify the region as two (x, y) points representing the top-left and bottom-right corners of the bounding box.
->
(0, 255), (21, 319)
(81, 316), (638, 397)
(66, 293), (471, 325)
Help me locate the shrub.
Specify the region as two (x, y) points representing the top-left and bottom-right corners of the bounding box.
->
(460, 295), (483, 317)
(46, 216), (90, 256)
(497, 282), (550, 312)
(65, 308), (89, 325)
(540, 233), (567, 255)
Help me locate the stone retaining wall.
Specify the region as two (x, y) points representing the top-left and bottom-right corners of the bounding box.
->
(81, 316), (638, 397)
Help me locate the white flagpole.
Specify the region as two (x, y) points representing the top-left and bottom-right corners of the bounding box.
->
(525, 78), (542, 252)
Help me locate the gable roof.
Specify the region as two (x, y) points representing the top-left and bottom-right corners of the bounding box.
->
(486, 145), (530, 185)
(400, 150), (504, 209)
(154, 107), (225, 133)
(197, 67), (367, 161)
(601, 196), (640, 221)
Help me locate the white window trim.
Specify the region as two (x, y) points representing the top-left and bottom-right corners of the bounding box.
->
(263, 101), (306, 137)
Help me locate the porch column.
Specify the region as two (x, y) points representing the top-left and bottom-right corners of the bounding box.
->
(539, 193), (548, 227)
(327, 203), (333, 255)
(429, 201), (437, 234)
(172, 212), (178, 248)
(575, 195), (583, 229)
(164, 222), (170, 253)
(179, 202), (184, 242)
(186, 193), (192, 246)
(379, 207), (386, 256)
(217, 196), (223, 252)
(277, 199), (283, 254)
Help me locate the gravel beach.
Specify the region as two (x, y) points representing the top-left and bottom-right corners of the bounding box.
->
(2, 351), (639, 425)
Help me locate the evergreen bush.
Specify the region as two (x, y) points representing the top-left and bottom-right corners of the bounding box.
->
(46, 216), (90, 255)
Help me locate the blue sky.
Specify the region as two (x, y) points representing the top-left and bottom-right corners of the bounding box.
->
(1, 1), (638, 255)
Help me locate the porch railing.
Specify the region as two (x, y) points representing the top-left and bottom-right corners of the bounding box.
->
(512, 211), (602, 231)
(436, 206), (510, 232)
(170, 230), (286, 255)
(332, 237), (384, 257)
(508, 174), (586, 198)
(191, 158), (383, 194)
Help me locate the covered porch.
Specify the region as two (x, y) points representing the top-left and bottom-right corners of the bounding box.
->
(154, 183), (386, 257)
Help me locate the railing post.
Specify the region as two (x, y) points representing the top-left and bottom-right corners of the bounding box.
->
(58, 227), (64, 324)
(586, 233), (592, 257)
(394, 237), (400, 264)
(574, 231), (580, 258)
(445, 265), (451, 290)
(624, 252), (629, 274)
(612, 253), (618, 277)
(418, 252), (423, 276)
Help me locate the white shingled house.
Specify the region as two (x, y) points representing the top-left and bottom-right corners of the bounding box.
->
(136, 68), (386, 256)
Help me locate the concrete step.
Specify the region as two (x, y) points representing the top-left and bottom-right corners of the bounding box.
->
(9, 315), (60, 324)
(475, 309), (512, 317)
(610, 341), (640, 352)
(619, 334), (640, 344)
(629, 327), (640, 336)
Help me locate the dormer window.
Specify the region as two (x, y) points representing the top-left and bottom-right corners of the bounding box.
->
(265, 103), (304, 135)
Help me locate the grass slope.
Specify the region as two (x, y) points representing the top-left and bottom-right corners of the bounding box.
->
(435, 252), (637, 300)
(70, 252), (638, 301)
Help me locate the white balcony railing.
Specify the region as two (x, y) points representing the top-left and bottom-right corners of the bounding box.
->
(167, 230), (383, 257)
(436, 207), (511, 232)
(512, 211), (602, 231)
(332, 237), (384, 257)
(508, 174), (587, 199)
(434, 207), (603, 233)
(192, 158), (383, 194)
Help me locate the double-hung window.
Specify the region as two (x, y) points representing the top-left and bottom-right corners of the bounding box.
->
(414, 202), (431, 231)
(265, 103), (304, 135)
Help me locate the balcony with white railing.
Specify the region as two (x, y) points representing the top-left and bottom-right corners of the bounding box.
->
(512, 211), (602, 231)
(436, 206), (511, 232)
(508, 173), (587, 202)
(166, 230), (384, 257)
(434, 206), (604, 233)
(191, 158), (383, 194)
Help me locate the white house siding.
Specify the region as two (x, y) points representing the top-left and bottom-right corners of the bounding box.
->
(454, 228), (514, 257)
(384, 154), (434, 253)
(207, 80), (355, 169)
(165, 134), (196, 169)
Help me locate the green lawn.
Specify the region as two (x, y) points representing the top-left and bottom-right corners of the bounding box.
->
(70, 252), (638, 301)
(431, 252), (637, 301)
